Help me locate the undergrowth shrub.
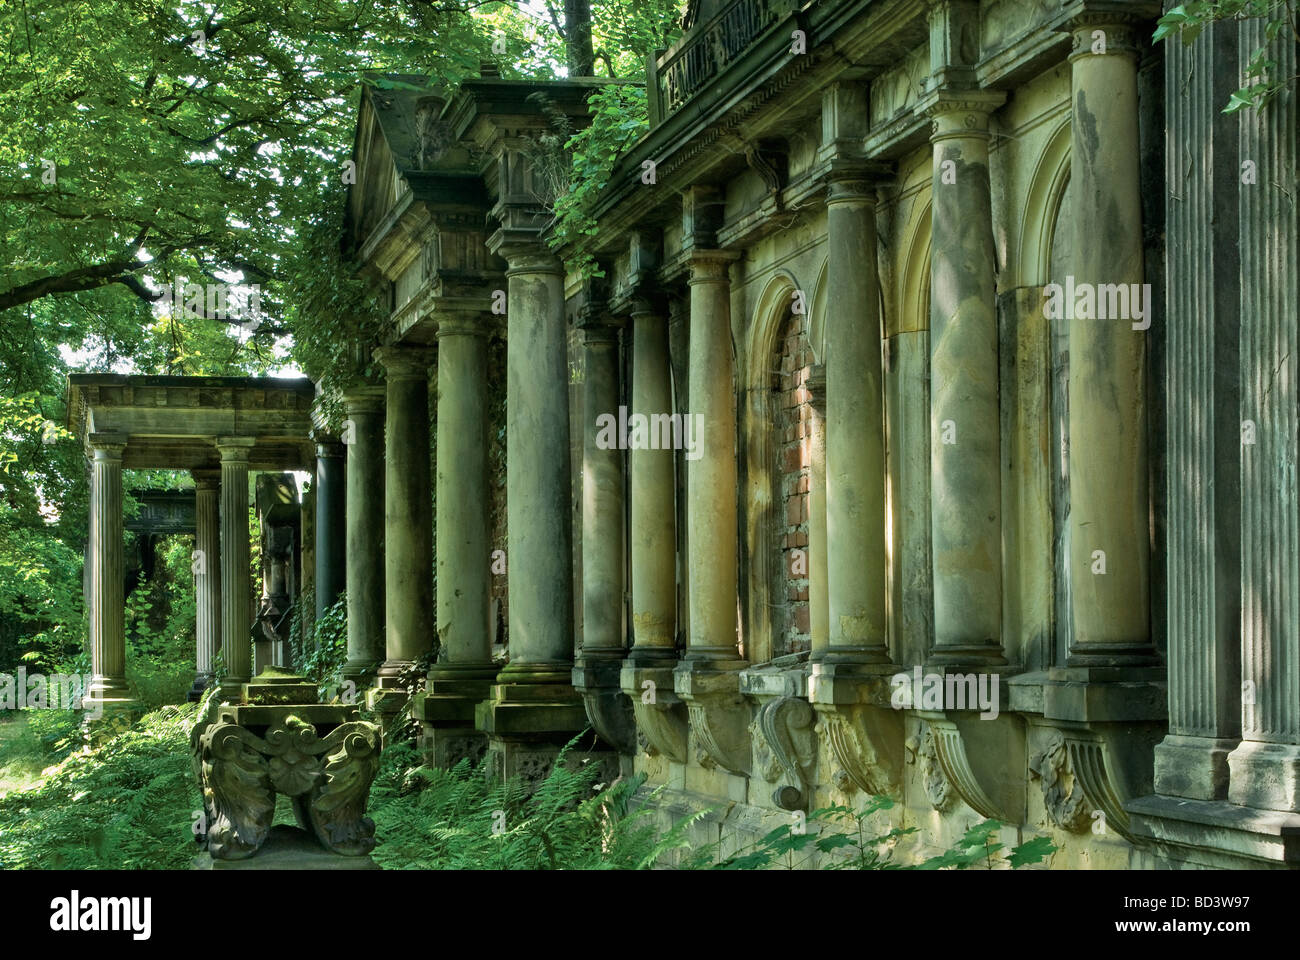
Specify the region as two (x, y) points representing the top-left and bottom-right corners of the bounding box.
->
(0, 704), (199, 869)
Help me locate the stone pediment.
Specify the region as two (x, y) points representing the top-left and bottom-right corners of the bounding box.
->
(345, 77), (489, 271)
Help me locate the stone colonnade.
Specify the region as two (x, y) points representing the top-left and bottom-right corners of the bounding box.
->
(82, 429), (349, 712)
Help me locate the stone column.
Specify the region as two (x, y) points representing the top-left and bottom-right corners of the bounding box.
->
(1151, 18), (1242, 801)
(671, 249), (754, 778)
(86, 432), (132, 709)
(189, 470), (221, 701)
(621, 298), (688, 762)
(925, 91), (1007, 666)
(217, 437), (256, 696)
(1228, 17), (1300, 811)
(817, 170), (889, 667)
(573, 307), (633, 753)
(1064, 15), (1156, 668)
(477, 244), (586, 776)
(628, 301), (677, 663)
(371, 345), (435, 707)
(314, 433), (346, 621)
(681, 251), (741, 666)
(497, 248), (576, 680)
(806, 367), (829, 658)
(578, 316), (625, 660)
(418, 314), (496, 765)
(342, 387), (385, 681)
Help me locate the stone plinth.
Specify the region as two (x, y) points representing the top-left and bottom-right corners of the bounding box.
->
(195, 825), (381, 870)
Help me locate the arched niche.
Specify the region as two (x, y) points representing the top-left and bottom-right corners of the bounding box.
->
(888, 200), (934, 666)
(740, 270), (806, 665)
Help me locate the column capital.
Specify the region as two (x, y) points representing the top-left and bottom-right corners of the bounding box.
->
(496, 243), (564, 277)
(342, 383), (386, 415)
(216, 436), (256, 461)
(191, 468), (221, 490)
(1064, 8), (1147, 60)
(825, 159), (890, 206)
(622, 292), (670, 320)
(87, 431), (127, 458)
(434, 313), (492, 340)
(920, 89), (1006, 140)
(312, 430), (346, 459)
(686, 249), (740, 284)
(373, 344), (435, 380)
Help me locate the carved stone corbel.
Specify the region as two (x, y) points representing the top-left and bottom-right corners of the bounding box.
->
(751, 696), (818, 809)
(922, 713), (1021, 822)
(622, 663), (689, 763)
(1029, 726), (1136, 840)
(676, 668), (753, 776)
(574, 659), (637, 754)
(814, 703), (905, 798)
(904, 722), (953, 812)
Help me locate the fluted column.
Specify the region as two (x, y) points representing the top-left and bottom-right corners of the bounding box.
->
(818, 170), (889, 666)
(1065, 14), (1156, 668)
(372, 345), (435, 702)
(217, 437), (256, 696)
(314, 432), (346, 621)
(86, 432), (132, 708)
(342, 386), (385, 680)
(1152, 17), (1242, 800)
(926, 91), (1007, 666)
(189, 469), (221, 701)
(1228, 17), (1300, 811)
(682, 251), (741, 666)
(628, 301), (677, 662)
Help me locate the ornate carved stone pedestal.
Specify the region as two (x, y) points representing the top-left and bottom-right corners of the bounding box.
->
(191, 668), (383, 864)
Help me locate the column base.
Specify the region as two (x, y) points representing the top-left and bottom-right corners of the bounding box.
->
(474, 668), (595, 788)
(367, 659), (418, 714)
(414, 667), (496, 768)
(925, 646), (1008, 669)
(1044, 666), (1166, 723)
(1228, 740), (1300, 812)
(341, 657), (381, 685)
(187, 673), (215, 703)
(1153, 734), (1238, 801)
